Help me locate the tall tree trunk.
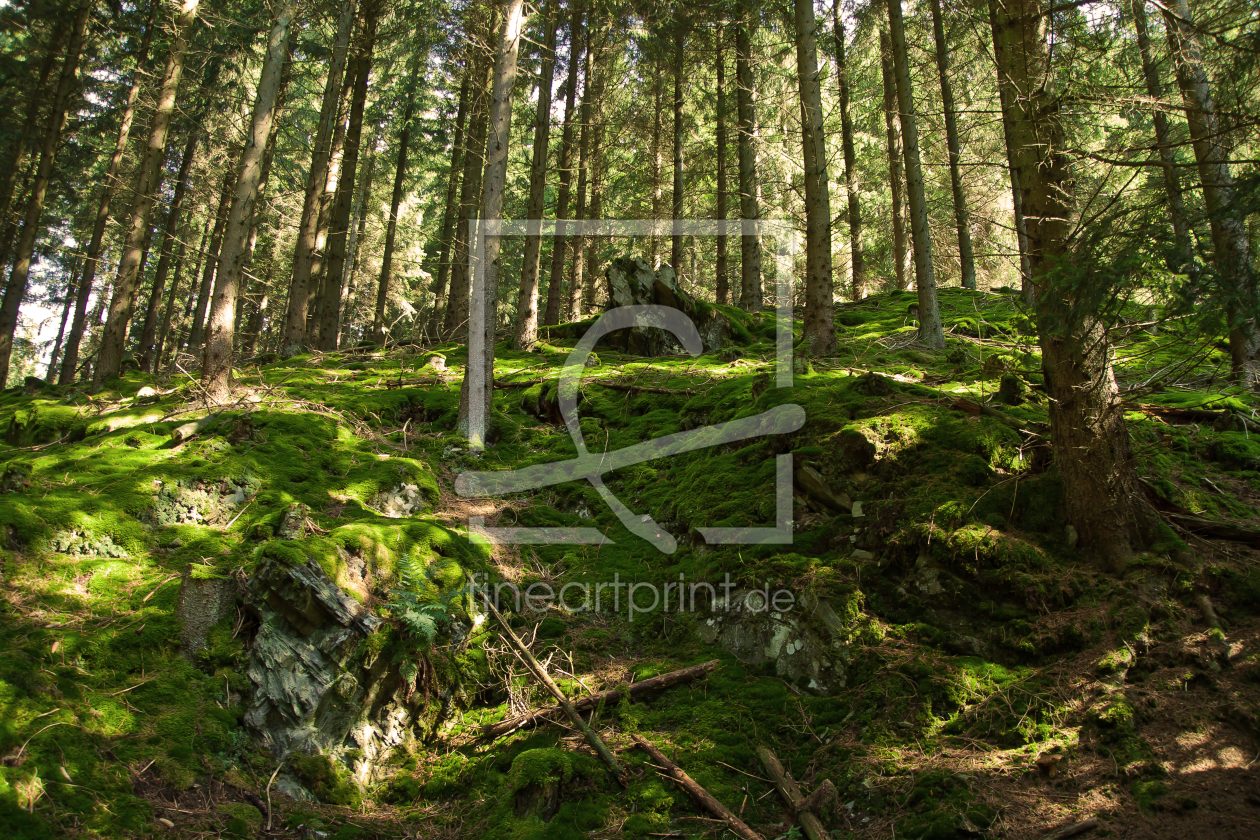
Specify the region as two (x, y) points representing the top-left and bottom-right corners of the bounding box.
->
(138, 132), (197, 372)
(0, 17), (68, 269)
(671, 23), (685, 275)
(715, 24), (729, 306)
(833, 3), (867, 300)
(167, 216), (211, 369)
(428, 76), (471, 339)
(1162, 0), (1259, 385)
(46, 257), (81, 380)
(153, 223), (193, 370)
(320, 1), (382, 351)
(794, 0), (837, 356)
(282, 0), (356, 356)
(444, 17), (495, 341)
(373, 55), (421, 345)
(202, 5), (294, 402)
(513, 0), (557, 350)
(340, 143), (375, 344)
(929, 0), (976, 290)
(1129, 0), (1191, 269)
(460, 0), (526, 446)
(581, 42), (609, 312)
(734, 8), (763, 312)
(988, 0), (1033, 301)
(879, 31), (908, 292)
(566, 31), (595, 321)
(58, 14), (155, 384)
(96, 0), (201, 384)
(188, 172), (234, 353)
(887, 0), (944, 349)
(650, 73), (664, 269)
(544, 5), (584, 327)
(994, 0), (1158, 572)
(0, 1), (91, 386)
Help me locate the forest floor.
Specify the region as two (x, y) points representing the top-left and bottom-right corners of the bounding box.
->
(2, 286), (1259, 840)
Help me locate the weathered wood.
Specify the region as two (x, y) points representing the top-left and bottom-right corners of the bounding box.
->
(474, 574), (627, 786)
(1168, 514), (1260, 548)
(170, 413), (225, 443)
(951, 397), (1049, 435)
(482, 660), (719, 739)
(1038, 817), (1099, 840)
(632, 734), (764, 840)
(756, 745), (828, 840)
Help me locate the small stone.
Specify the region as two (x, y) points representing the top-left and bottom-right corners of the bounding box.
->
(137, 386), (158, 397)
(851, 549), (875, 560)
(1065, 524), (1079, 548)
(158, 818), (174, 828)
(850, 500), (864, 518)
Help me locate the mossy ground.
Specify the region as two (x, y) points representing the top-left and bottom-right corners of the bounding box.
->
(2, 288), (1259, 838)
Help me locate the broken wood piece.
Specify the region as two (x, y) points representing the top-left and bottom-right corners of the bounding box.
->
(170, 412), (226, 443)
(631, 734), (764, 840)
(951, 397), (1049, 436)
(472, 574), (627, 787)
(797, 779), (837, 816)
(1196, 593), (1224, 634)
(1038, 817), (1099, 840)
(1166, 513), (1260, 548)
(755, 745), (829, 840)
(482, 660), (719, 739)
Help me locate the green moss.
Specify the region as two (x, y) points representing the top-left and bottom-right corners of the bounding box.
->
(508, 748), (572, 793)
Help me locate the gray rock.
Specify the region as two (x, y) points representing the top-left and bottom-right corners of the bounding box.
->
(794, 464), (852, 513)
(176, 564), (236, 660)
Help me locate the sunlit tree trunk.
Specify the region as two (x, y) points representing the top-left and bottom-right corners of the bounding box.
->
(153, 225), (191, 371)
(886, 0), (944, 349)
(988, 0), (1033, 301)
(340, 144), (375, 344)
(95, 0), (200, 384)
(0, 1), (91, 385)
(188, 172), (235, 353)
(994, 0), (1158, 572)
(202, 5), (293, 402)
(929, 0), (976, 290)
(1162, 0), (1259, 385)
(879, 31), (908, 292)
(567, 32), (594, 321)
(734, 7), (763, 312)
(544, 4), (584, 326)
(715, 25), (729, 306)
(459, 0), (526, 445)
(429, 76), (470, 339)
(282, 0), (356, 356)
(514, 0), (557, 349)
(833, 3), (867, 300)
(374, 65), (419, 345)
(794, 0), (836, 355)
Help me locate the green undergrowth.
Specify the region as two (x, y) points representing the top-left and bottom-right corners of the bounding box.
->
(1, 287), (1257, 836)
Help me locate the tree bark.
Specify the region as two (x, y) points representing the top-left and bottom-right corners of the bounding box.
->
(1129, 0), (1191, 270)
(153, 224), (192, 371)
(281, 0), (356, 356)
(460, 0), (527, 446)
(566, 31), (595, 322)
(879, 31), (909, 292)
(887, 0), (944, 349)
(428, 76), (470, 339)
(320, 1), (382, 351)
(833, 4), (867, 300)
(201, 5), (293, 402)
(513, 0), (557, 350)
(138, 132), (198, 372)
(650, 73), (664, 269)
(734, 8), (763, 312)
(671, 22), (686, 275)
(58, 14), (154, 384)
(188, 171), (235, 353)
(543, 5), (584, 327)
(45, 257), (81, 380)
(929, 0), (976, 290)
(988, 0), (1034, 301)
(581, 42), (610, 313)
(0, 1), (91, 386)
(1162, 0), (1259, 386)
(339, 143), (376, 345)
(715, 24), (729, 306)
(993, 0), (1158, 572)
(794, 0), (837, 356)
(159, 216), (207, 370)
(95, 0), (201, 384)
(374, 58), (420, 345)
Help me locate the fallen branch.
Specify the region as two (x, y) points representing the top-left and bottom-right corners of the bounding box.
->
(473, 574), (627, 786)
(1129, 404), (1260, 432)
(631, 734), (764, 840)
(1195, 593), (1225, 634)
(169, 412), (226, 443)
(383, 376), (445, 390)
(1167, 513), (1260, 548)
(481, 660), (719, 739)
(594, 380), (696, 396)
(951, 397), (1049, 436)
(756, 745), (830, 840)
(1038, 817), (1099, 840)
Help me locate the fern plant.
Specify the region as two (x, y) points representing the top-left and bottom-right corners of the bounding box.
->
(385, 551), (451, 652)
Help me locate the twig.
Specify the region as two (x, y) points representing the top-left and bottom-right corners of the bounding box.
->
(632, 734), (764, 840)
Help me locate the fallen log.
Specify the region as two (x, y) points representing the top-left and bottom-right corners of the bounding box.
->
(1038, 817), (1099, 840)
(951, 397), (1049, 436)
(472, 574), (627, 787)
(170, 413), (226, 443)
(631, 734), (764, 840)
(1130, 404), (1260, 432)
(755, 745), (830, 840)
(1167, 513), (1260, 548)
(383, 376), (444, 390)
(482, 660), (719, 739)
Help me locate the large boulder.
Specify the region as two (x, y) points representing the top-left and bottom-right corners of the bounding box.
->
(603, 257), (739, 356)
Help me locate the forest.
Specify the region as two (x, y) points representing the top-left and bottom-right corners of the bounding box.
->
(1, 0), (1259, 837)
